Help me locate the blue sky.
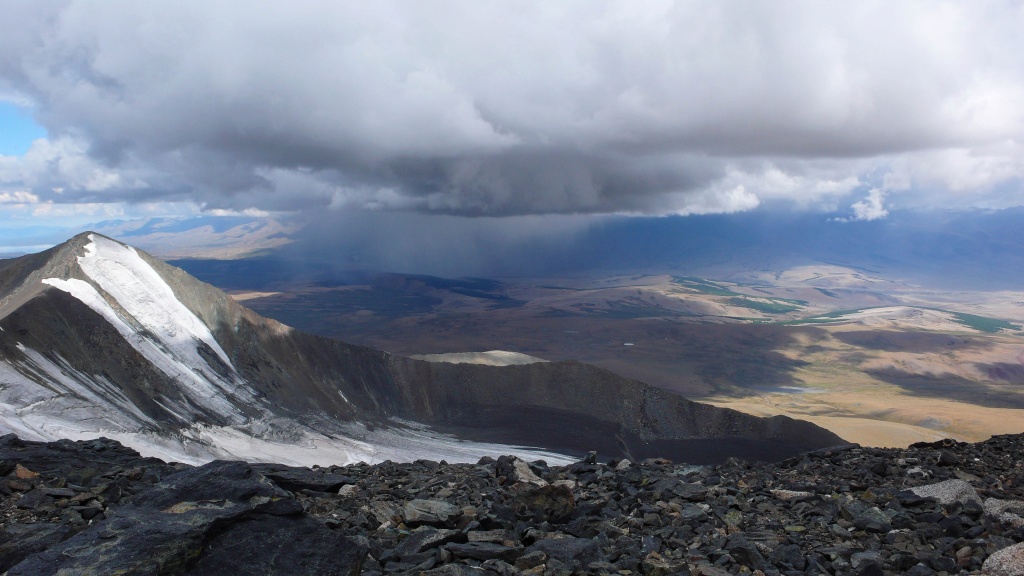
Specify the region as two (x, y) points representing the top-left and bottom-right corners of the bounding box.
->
(0, 101), (45, 156)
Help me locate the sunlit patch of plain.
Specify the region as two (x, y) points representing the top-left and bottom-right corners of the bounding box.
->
(0, 101), (47, 156)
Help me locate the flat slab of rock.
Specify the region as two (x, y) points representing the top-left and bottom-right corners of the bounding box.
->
(251, 464), (355, 493)
(184, 514), (367, 576)
(0, 434), (179, 487)
(0, 523), (78, 572)
(6, 460), (366, 576)
(909, 478), (983, 507)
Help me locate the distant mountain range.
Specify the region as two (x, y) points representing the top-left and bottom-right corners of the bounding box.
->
(6, 207), (1024, 288)
(0, 233), (844, 465)
(0, 216), (298, 260)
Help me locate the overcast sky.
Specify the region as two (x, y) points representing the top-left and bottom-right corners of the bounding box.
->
(1, 1), (1023, 232)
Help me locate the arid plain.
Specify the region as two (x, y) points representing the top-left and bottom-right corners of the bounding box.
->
(228, 264), (1024, 448)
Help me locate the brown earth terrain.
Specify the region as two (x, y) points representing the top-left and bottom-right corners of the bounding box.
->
(233, 266), (1024, 448)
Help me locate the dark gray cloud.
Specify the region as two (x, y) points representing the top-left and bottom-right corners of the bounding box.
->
(1, 1), (1023, 221)
(295, 210), (597, 278)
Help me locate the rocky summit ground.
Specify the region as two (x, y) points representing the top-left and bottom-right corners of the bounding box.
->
(1, 433), (1024, 575)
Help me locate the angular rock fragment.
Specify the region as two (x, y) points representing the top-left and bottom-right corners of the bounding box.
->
(444, 541), (522, 562)
(512, 483), (575, 522)
(15, 488), (51, 510)
(403, 499), (462, 527)
(526, 536), (601, 568)
(726, 534), (770, 571)
(495, 456), (547, 486)
(641, 551), (689, 576)
(983, 541), (1024, 576)
(985, 497), (1024, 527)
(14, 464), (39, 480)
(395, 527), (465, 557)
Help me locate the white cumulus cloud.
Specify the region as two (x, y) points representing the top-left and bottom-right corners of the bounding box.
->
(0, 191), (38, 204)
(850, 189), (889, 221)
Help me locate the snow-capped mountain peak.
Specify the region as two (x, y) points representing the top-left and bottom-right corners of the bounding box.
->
(39, 234), (252, 424)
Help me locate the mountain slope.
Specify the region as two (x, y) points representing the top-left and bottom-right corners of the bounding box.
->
(0, 233), (845, 465)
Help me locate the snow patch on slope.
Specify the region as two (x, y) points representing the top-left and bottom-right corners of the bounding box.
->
(13, 343), (156, 428)
(40, 277), (248, 423)
(411, 350), (548, 366)
(0, 354), (143, 442)
(0, 362), (53, 441)
(76, 235), (234, 369)
(102, 420), (575, 467)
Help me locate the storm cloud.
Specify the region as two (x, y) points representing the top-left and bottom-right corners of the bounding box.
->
(1, 1), (1023, 220)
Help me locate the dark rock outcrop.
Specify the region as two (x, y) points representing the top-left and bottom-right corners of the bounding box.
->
(2, 439), (366, 576)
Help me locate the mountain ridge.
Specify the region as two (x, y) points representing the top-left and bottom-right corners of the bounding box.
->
(0, 232), (845, 466)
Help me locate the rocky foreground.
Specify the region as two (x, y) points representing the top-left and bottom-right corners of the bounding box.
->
(1, 433), (1024, 575)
